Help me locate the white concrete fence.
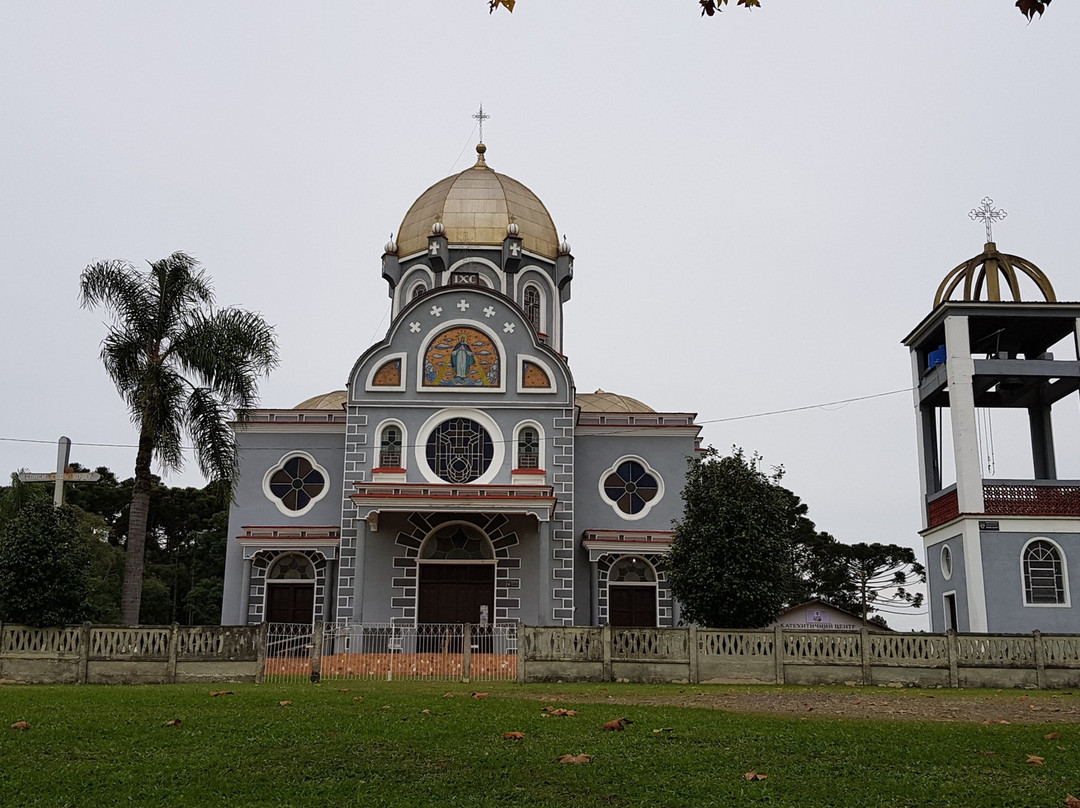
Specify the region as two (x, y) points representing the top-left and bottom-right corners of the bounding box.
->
(4, 622), (1080, 689)
(520, 626), (1080, 689)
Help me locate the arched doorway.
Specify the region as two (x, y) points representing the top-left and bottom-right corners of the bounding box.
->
(417, 522), (495, 625)
(265, 554), (316, 624)
(607, 555), (658, 627)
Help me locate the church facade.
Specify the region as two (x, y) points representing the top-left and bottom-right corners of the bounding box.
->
(220, 143), (701, 628)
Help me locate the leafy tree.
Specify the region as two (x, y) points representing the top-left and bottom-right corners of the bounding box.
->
(79, 252), (277, 625)
(666, 447), (797, 628)
(0, 501), (92, 626)
(0, 472), (51, 522)
(842, 542), (926, 623)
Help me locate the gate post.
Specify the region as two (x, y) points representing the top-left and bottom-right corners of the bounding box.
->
(255, 622), (268, 684)
(167, 623), (180, 684)
(310, 621), (323, 683)
(688, 626), (699, 684)
(1033, 630), (1046, 689)
(773, 624), (785, 685)
(462, 623), (472, 683)
(78, 622), (92, 685)
(860, 627), (871, 686)
(946, 629), (959, 688)
(602, 624), (612, 682)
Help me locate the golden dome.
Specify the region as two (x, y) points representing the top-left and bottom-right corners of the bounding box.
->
(935, 242), (1056, 305)
(575, 389), (655, 413)
(294, 390), (347, 410)
(395, 145), (560, 260)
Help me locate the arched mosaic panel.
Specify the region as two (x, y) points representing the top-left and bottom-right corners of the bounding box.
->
(521, 361), (551, 389)
(373, 358), (402, 387)
(423, 327), (500, 387)
(393, 514), (519, 624)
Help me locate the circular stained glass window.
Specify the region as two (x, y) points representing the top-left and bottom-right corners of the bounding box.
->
(603, 460), (660, 515)
(425, 417), (494, 484)
(269, 456), (326, 512)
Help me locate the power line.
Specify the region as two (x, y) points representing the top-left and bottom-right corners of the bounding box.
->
(0, 384), (915, 455)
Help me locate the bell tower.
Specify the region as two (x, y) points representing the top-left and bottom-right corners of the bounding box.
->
(903, 199), (1080, 633)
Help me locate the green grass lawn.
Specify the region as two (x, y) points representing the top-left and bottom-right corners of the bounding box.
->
(1, 681), (1077, 807)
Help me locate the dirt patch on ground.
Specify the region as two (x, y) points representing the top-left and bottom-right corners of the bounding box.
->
(523, 687), (1080, 724)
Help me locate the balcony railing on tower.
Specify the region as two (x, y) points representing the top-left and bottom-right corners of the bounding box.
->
(926, 480), (1080, 528)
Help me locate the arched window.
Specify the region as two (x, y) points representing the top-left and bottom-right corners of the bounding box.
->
(379, 425), (403, 468)
(610, 556), (656, 583)
(411, 283), (427, 300)
(419, 522), (494, 560)
(517, 427), (540, 469)
(269, 554), (315, 580)
(1023, 539), (1066, 605)
(523, 285), (542, 332)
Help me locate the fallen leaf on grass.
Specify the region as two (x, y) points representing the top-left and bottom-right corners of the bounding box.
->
(744, 771), (768, 781)
(278, 701), (293, 707)
(1046, 732), (1062, 740)
(164, 719), (182, 727)
(503, 731), (525, 740)
(1026, 754), (1045, 766)
(442, 693), (454, 698)
(652, 728), (675, 733)
(353, 696), (364, 702)
(472, 692), (488, 700)
(558, 753), (591, 765)
(11, 721), (30, 731)
(541, 707), (578, 717)
(603, 718), (632, 731)
(381, 705), (391, 710)
(1066, 795), (1080, 808)
(421, 709), (432, 715)
(338, 688), (352, 693)
(982, 719), (1012, 725)
(209, 691), (234, 697)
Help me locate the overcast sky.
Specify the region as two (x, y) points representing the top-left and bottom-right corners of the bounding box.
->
(2, 2), (1077, 630)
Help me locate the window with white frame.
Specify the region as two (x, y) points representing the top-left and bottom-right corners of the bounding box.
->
(517, 426), (540, 469)
(523, 284), (542, 332)
(379, 424), (403, 468)
(1024, 539), (1066, 605)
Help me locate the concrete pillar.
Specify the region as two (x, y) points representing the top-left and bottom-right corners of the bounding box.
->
(1029, 406), (1057, 480)
(944, 315), (985, 514)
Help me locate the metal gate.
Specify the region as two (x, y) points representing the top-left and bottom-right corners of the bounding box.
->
(264, 622), (518, 683)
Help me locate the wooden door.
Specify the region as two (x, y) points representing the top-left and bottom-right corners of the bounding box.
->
(417, 564), (494, 625)
(266, 583), (314, 624)
(608, 585), (657, 627)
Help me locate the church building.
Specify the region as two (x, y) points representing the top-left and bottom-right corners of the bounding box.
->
(220, 142), (702, 629)
(904, 200), (1080, 633)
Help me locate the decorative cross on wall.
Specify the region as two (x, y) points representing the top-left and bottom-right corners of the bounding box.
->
(969, 197), (1007, 243)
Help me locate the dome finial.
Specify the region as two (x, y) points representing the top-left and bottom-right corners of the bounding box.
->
(970, 197), (1007, 244)
(472, 104), (490, 168)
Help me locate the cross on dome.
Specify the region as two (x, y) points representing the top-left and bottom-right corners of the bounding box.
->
(472, 104), (490, 143)
(969, 197), (1007, 243)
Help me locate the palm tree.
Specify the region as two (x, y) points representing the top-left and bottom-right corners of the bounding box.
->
(80, 252), (277, 625)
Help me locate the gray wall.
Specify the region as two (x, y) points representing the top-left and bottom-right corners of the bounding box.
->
(981, 531), (1080, 633)
(926, 534), (968, 632)
(221, 429), (345, 625)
